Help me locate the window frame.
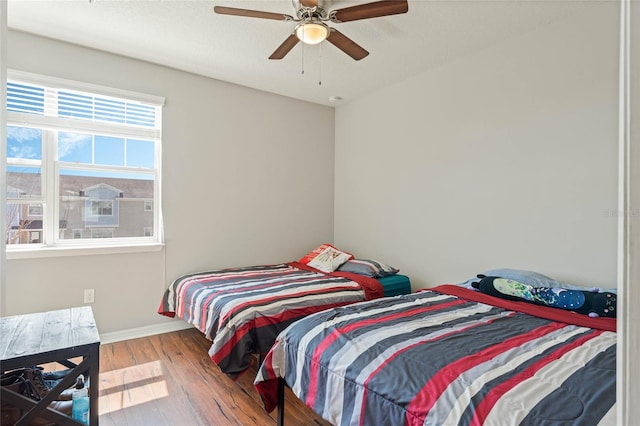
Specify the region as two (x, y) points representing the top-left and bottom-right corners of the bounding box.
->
(5, 70), (165, 258)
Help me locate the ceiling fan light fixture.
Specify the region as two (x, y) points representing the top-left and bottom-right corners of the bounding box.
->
(295, 22), (329, 45)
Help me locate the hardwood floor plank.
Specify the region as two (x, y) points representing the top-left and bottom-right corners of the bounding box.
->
(98, 328), (331, 426)
(145, 332), (244, 425)
(99, 340), (169, 425)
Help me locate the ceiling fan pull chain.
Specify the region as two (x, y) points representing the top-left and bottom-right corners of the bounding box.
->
(301, 36), (305, 75)
(318, 43), (322, 86)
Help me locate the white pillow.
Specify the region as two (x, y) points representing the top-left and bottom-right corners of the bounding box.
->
(307, 246), (352, 273)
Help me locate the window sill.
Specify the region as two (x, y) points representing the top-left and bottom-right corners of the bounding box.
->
(6, 242), (164, 260)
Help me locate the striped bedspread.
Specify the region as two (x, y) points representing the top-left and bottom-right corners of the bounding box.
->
(255, 285), (617, 426)
(158, 262), (383, 377)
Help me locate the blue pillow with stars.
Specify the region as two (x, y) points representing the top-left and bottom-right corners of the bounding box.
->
(472, 276), (616, 318)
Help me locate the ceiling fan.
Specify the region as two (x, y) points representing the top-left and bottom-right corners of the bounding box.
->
(213, 0), (409, 61)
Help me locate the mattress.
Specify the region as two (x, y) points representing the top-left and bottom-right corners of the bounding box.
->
(378, 274), (411, 297)
(158, 262), (384, 377)
(255, 284), (616, 426)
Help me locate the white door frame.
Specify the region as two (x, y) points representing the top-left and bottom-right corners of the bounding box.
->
(617, 0), (639, 423)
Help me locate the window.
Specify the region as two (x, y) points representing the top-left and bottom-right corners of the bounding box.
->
(28, 204), (43, 216)
(5, 71), (164, 252)
(91, 200), (113, 216)
(91, 229), (114, 239)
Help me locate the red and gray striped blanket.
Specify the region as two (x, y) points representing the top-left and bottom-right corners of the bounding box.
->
(158, 262), (383, 377)
(255, 284), (617, 426)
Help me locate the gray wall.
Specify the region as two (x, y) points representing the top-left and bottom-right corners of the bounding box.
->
(334, 4), (620, 290)
(5, 31), (335, 335)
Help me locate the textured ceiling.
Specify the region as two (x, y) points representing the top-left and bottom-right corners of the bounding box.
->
(8, 0), (596, 106)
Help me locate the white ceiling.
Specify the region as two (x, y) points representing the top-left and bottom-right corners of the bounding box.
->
(8, 0), (593, 107)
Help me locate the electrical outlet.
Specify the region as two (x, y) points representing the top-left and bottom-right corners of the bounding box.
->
(84, 289), (95, 304)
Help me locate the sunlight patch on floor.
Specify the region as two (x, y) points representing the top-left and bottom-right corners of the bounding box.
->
(99, 360), (168, 415)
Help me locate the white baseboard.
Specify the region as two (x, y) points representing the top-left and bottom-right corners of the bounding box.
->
(99, 321), (192, 344)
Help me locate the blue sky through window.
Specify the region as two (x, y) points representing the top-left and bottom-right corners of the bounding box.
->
(8, 126), (154, 172)
(95, 135), (125, 166)
(58, 132), (92, 163)
(7, 126), (42, 160)
(126, 139), (155, 168)
(8, 81), (157, 168)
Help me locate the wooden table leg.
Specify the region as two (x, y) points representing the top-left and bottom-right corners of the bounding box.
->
(88, 344), (100, 425)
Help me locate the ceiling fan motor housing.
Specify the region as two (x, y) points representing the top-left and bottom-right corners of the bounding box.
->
(292, 0), (330, 20)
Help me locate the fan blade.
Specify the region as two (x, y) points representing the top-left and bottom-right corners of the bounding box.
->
(214, 6), (293, 21)
(299, 0), (318, 7)
(330, 0), (408, 23)
(326, 29), (369, 61)
(269, 34), (300, 60)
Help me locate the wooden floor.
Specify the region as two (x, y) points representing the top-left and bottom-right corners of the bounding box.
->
(97, 328), (331, 426)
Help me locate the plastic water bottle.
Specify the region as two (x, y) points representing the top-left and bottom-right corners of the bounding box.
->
(72, 375), (90, 424)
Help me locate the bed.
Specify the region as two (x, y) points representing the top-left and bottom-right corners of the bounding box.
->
(158, 245), (409, 377)
(254, 277), (617, 425)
